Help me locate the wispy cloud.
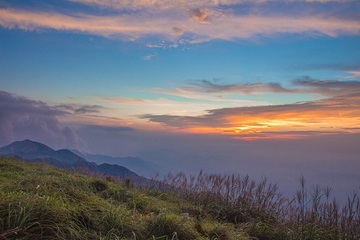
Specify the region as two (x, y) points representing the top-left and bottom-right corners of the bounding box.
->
(68, 0), (357, 10)
(143, 53), (157, 60)
(54, 104), (102, 115)
(77, 124), (135, 133)
(177, 80), (294, 95)
(346, 71), (360, 78)
(157, 78), (360, 99)
(1, 1), (359, 44)
(64, 78), (360, 131)
(294, 77), (360, 96)
(139, 92), (360, 137)
(98, 95), (262, 117)
(0, 8), (162, 41)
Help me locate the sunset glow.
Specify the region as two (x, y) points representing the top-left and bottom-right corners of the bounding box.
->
(1, 0), (360, 140)
(1, 0), (360, 198)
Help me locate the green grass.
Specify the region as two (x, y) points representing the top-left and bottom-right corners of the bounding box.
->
(0, 157), (359, 239)
(0, 157), (250, 239)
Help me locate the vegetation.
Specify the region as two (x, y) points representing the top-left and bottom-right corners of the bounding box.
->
(0, 156), (359, 239)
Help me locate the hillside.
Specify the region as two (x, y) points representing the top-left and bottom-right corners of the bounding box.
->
(0, 139), (82, 165)
(0, 140), (140, 180)
(0, 157), (249, 240)
(1, 157), (359, 240)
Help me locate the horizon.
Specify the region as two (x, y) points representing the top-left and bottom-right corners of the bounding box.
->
(1, 0), (360, 200)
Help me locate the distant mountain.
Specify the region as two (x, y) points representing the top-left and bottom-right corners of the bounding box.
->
(0, 139), (82, 165)
(0, 139), (140, 180)
(70, 150), (164, 177)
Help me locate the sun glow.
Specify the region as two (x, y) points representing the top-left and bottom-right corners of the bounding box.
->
(173, 106), (360, 139)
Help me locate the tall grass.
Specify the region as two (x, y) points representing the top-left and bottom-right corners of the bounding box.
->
(158, 172), (285, 223)
(0, 157), (250, 239)
(285, 176), (360, 239)
(152, 172), (360, 239)
(1, 157), (359, 239)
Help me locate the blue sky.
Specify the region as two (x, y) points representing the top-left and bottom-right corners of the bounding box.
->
(1, 0), (360, 198)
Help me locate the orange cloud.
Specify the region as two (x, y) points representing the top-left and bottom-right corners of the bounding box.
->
(68, 0), (355, 10)
(0, 8), (177, 40)
(140, 93), (360, 139)
(1, 7), (359, 43)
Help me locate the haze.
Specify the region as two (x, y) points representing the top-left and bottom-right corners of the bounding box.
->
(1, 0), (360, 201)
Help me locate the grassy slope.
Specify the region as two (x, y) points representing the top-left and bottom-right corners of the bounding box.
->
(0, 157), (249, 240)
(1, 156), (359, 240)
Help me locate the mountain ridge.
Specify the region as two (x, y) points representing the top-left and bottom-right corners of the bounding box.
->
(70, 149), (164, 177)
(0, 139), (141, 180)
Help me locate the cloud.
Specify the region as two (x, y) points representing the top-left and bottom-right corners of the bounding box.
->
(139, 92), (360, 136)
(1, 2), (360, 44)
(346, 71), (360, 78)
(54, 104), (102, 115)
(98, 93), (270, 122)
(156, 78), (360, 100)
(0, 8), (156, 40)
(294, 77), (360, 96)
(73, 116), (360, 203)
(68, 0), (356, 10)
(177, 79), (294, 95)
(0, 90), (85, 149)
(191, 8), (211, 24)
(77, 124), (135, 133)
(143, 53), (157, 60)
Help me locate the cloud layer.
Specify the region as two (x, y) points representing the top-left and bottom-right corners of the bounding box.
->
(68, 0), (357, 10)
(176, 80), (294, 95)
(294, 78), (360, 96)
(1, 0), (359, 44)
(140, 79), (360, 138)
(0, 90), (86, 149)
(158, 78), (360, 100)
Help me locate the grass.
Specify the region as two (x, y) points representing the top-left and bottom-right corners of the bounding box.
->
(0, 156), (359, 239)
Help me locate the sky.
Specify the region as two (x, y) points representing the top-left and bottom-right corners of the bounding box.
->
(1, 0), (360, 199)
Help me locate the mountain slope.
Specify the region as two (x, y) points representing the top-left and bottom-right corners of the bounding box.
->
(0, 156), (253, 239)
(0, 139), (139, 179)
(70, 150), (164, 177)
(0, 139), (82, 165)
